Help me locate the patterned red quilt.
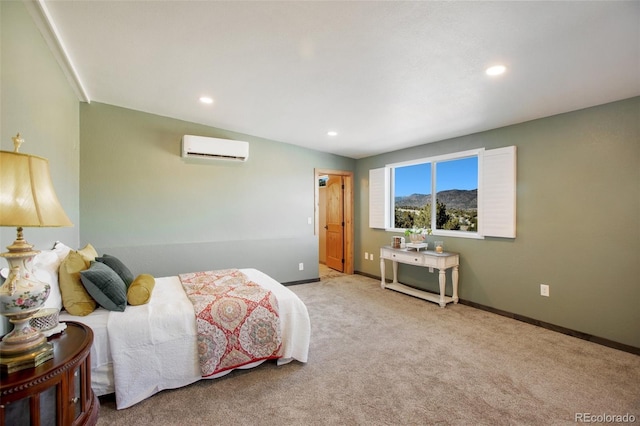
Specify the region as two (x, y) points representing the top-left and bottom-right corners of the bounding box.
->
(179, 269), (282, 377)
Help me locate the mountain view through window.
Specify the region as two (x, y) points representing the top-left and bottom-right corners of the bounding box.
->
(393, 157), (478, 232)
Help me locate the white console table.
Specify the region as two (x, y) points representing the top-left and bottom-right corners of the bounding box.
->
(380, 246), (460, 308)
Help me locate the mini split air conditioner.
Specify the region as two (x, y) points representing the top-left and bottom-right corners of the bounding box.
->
(181, 135), (249, 162)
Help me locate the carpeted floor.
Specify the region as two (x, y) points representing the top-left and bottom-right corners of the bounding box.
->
(319, 263), (346, 280)
(96, 273), (640, 425)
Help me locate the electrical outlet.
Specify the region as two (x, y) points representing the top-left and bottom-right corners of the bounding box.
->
(540, 284), (549, 297)
(369, 253), (374, 261)
(299, 263), (304, 271)
(365, 252), (369, 260)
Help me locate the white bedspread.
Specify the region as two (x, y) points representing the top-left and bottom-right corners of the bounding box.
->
(107, 275), (201, 409)
(60, 268), (310, 409)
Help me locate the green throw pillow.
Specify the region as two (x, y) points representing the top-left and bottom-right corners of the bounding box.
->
(127, 274), (156, 306)
(96, 254), (134, 287)
(80, 262), (127, 312)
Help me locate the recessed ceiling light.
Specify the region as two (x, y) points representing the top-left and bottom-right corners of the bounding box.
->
(486, 65), (506, 76)
(327, 131), (338, 137)
(199, 96), (214, 104)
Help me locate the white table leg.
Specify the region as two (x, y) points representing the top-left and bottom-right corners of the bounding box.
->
(438, 269), (446, 308)
(380, 258), (386, 289)
(452, 265), (459, 304)
(392, 261), (399, 284)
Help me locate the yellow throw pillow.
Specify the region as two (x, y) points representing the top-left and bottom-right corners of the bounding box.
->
(77, 243), (98, 262)
(127, 274), (155, 306)
(58, 251), (97, 316)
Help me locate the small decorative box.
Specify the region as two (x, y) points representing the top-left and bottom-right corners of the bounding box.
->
(30, 308), (60, 331)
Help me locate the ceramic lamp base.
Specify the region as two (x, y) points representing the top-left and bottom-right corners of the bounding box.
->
(0, 231), (51, 359)
(0, 313), (47, 354)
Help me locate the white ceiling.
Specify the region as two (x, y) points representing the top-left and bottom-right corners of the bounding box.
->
(37, 1), (639, 159)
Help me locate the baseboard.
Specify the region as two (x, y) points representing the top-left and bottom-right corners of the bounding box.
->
(282, 277), (320, 286)
(458, 299), (640, 356)
(356, 271), (380, 281)
(354, 271), (640, 356)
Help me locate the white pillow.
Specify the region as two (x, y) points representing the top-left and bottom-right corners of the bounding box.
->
(53, 241), (72, 262)
(32, 244), (68, 311)
(32, 251), (62, 311)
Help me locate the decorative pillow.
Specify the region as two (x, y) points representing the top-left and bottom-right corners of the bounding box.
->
(53, 241), (72, 262)
(96, 254), (134, 288)
(59, 251), (96, 316)
(77, 243), (99, 262)
(127, 274), (155, 306)
(33, 249), (64, 311)
(80, 262), (127, 312)
(31, 242), (74, 311)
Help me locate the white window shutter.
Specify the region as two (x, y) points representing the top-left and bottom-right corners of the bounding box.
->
(369, 167), (389, 229)
(482, 146), (517, 238)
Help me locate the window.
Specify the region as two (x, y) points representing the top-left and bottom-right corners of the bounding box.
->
(369, 146), (516, 238)
(392, 150), (479, 236)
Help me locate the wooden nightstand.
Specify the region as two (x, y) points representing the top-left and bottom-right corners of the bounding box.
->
(0, 321), (99, 425)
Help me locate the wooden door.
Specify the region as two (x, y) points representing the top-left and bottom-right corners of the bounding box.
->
(326, 175), (344, 272)
(318, 180), (327, 264)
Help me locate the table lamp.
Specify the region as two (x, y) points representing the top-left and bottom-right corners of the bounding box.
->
(0, 133), (73, 373)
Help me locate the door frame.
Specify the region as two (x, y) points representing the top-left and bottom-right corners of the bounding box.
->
(314, 168), (354, 275)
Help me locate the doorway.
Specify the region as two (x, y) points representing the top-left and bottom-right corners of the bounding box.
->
(315, 169), (354, 275)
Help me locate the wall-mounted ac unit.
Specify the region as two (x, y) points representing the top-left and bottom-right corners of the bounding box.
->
(181, 135), (249, 162)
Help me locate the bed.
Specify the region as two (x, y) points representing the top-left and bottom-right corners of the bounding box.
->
(56, 267), (311, 409)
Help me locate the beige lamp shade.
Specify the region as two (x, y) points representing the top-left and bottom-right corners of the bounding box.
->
(0, 150), (73, 227)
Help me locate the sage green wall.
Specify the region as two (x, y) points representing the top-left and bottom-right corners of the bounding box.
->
(355, 97), (640, 349)
(0, 0), (80, 259)
(1, 1), (80, 335)
(79, 102), (354, 282)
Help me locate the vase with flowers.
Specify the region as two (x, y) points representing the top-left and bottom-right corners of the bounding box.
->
(404, 227), (432, 244)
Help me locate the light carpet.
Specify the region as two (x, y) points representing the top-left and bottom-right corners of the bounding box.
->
(96, 273), (640, 425)
(319, 263), (346, 280)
